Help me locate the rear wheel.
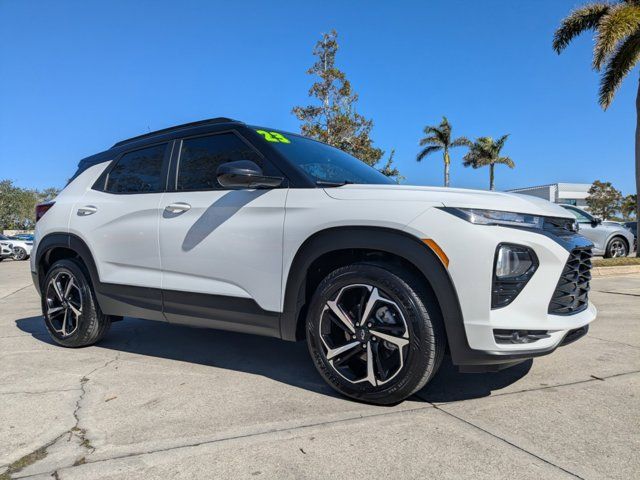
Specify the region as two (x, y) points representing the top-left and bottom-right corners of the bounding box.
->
(41, 258), (111, 347)
(306, 262), (444, 405)
(604, 236), (628, 258)
(13, 247), (28, 261)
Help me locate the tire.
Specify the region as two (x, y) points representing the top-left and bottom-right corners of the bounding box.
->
(13, 247), (28, 261)
(41, 258), (111, 347)
(306, 262), (445, 405)
(604, 236), (628, 258)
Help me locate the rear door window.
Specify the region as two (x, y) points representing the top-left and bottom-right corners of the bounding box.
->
(105, 144), (167, 193)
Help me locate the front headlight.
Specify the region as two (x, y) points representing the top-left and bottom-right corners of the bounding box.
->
(439, 207), (544, 229)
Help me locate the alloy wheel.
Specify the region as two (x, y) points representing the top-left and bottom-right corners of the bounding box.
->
(318, 284), (409, 387)
(45, 271), (83, 337)
(610, 239), (627, 258)
(13, 247), (26, 261)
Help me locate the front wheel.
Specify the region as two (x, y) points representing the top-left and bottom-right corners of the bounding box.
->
(604, 237), (628, 258)
(13, 247), (28, 261)
(306, 263), (444, 405)
(41, 258), (111, 347)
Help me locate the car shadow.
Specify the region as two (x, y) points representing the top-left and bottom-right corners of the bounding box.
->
(16, 315), (531, 403)
(179, 190), (267, 252)
(415, 357), (532, 403)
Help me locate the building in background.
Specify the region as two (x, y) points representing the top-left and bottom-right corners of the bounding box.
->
(507, 183), (591, 208)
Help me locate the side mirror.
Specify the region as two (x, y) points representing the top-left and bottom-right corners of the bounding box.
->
(591, 218), (602, 227)
(217, 160), (283, 189)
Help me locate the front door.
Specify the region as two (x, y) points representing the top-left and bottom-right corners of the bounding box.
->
(159, 131), (286, 336)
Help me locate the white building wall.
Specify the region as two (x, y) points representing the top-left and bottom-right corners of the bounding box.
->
(508, 183), (591, 207)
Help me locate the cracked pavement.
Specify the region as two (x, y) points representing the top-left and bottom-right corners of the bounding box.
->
(0, 260), (638, 479)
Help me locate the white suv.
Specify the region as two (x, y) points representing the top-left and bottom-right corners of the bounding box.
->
(31, 118), (596, 404)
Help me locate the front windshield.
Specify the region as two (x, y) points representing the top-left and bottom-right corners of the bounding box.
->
(563, 206), (594, 223)
(253, 128), (393, 185)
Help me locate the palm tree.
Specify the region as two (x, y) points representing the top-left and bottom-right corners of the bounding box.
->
(553, 0), (640, 256)
(463, 135), (515, 191)
(417, 117), (470, 187)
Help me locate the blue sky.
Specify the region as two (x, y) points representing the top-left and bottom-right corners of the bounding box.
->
(0, 0), (635, 195)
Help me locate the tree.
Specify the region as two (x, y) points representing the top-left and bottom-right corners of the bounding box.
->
(621, 193), (638, 218)
(292, 30), (396, 176)
(553, 0), (640, 255)
(38, 187), (60, 203)
(0, 180), (36, 230)
(0, 180), (60, 231)
(462, 135), (515, 191)
(586, 180), (623, 219)
(378, 150), (404, 183)
(416, 117), (470, 187)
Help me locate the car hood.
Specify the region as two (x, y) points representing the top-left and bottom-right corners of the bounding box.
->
(323, 184), (573, 218)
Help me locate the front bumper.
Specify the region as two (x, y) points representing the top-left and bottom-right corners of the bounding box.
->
(405, 208), (597, 369)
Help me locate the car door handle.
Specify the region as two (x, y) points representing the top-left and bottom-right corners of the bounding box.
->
(165, 202), (191, 214)
(77, 205), (97, 216)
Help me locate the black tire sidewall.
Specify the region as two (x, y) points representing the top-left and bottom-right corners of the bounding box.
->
(306, 264), (439, 404)
(41, 258), (109, 347)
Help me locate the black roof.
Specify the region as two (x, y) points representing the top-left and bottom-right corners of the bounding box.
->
(112, 117), (242, 148)
(68, 117), (244, 184)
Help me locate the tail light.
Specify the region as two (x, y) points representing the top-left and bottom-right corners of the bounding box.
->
(35, 201), (55, 222)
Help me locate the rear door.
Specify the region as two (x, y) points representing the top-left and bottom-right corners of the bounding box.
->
(68, 143), (171, 319)
(158, 131), (286, 335)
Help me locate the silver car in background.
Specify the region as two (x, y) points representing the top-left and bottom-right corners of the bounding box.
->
(561, 205), (635, 257)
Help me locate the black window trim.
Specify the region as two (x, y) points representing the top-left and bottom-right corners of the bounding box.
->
(168, 128), (288, 193)
(92, 140), (173, 195)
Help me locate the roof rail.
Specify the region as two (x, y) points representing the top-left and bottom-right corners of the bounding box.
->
(112, 117), (242, 148)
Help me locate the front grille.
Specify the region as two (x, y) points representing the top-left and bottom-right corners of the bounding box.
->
(548, 247), (592, 315)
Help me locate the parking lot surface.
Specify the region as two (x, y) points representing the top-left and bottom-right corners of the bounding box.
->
(1, 259), (638, 479)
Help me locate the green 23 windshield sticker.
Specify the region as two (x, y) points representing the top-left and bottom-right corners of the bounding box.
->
(255, 130), (291, 144)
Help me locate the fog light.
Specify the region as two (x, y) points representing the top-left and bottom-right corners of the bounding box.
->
(492, 244), (538, 309)
(495, 244), (536, 278)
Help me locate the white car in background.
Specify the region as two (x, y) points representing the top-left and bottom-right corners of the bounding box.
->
(0, 234), (33, 261)
(0, 243), (12, 261)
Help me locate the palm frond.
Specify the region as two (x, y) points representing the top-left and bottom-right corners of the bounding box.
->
(450, 136), (472, 148)
(599, 28), (640, 108)
(494, 134), (510, 152)
(594, 3), (640, 70)
(416, 145), (442, 162)
(422, 126), (441, 136)
(496, 156), (515, 168)
(439, 117), (452, 139)
(553, 3), (611, 53)
(419, 135), (444, 147)
(462, 149), (488, 168)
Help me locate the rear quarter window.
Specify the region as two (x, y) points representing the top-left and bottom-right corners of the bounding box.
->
(105, 144), (167, 193)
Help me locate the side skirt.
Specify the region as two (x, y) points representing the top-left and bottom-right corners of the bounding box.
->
(96, 282), (281, 338)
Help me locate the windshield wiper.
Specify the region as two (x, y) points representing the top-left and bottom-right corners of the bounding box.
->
(315, 180), (353, 187)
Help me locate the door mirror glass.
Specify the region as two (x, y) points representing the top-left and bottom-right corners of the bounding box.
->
(217, 160), (283, 189)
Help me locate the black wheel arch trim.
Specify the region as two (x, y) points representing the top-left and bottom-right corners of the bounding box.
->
(279, 226), (486, 366)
